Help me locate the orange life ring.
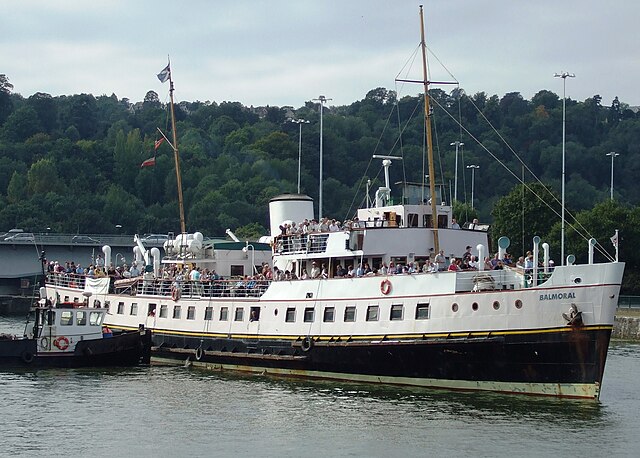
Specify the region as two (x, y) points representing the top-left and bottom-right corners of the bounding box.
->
(54, 336), (70, 351)
(171, 286), (180, 302)
(380, 279), (392, 295)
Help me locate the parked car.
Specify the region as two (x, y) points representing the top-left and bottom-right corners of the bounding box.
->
(1, 228), (25, 240)
(71, 235), (100, 244)
(4, 232), (35, 242)
(140, 234), (169, 244)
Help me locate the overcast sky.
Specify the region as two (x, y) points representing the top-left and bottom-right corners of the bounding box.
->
(2, 0), (638, 108)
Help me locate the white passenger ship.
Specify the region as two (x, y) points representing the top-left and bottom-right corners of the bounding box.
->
(45, 180), (624, 399)
(45, 6), (624, 399)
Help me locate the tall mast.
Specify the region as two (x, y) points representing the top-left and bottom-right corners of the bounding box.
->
(168, 71), (186, 234)
(419, 5), (439, 253)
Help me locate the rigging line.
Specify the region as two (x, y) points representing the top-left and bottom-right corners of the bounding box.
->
(430, 98), (445, 197)
(430, 94), (615, 261)
(394, 83), (408, 188)
(394, 44), (422, 87)
(346, 95), (424, 220)
(425, 44), (460, 86)
(459, 95), (614, 260)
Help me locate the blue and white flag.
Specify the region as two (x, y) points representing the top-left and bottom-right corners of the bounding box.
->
(157, 64), (170, 83)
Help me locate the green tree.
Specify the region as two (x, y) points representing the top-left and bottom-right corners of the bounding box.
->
(491, 182), (560, 258)
(6, 171), (28, 203)
(1, 106), (42, 142)
(27, 158), (64, 195)
(0, 74), (14, 125)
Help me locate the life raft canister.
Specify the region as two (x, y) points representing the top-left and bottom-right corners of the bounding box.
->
(380, 279), (392, 295)
(53, 336), (70, 351)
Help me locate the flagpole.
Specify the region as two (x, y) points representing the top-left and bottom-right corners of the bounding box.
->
(615, 229), (619, 262)
(167, 62), (186, 234)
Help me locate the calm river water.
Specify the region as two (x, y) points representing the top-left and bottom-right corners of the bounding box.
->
(1, 315), (639, 457)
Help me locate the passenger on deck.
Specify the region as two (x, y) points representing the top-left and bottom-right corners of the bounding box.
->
(435, 250), (446, 271)
(451, 218), (460, 229)
(310, 262), (321, 279)
(448, 258), (460, 271)
(524, 252), (534, 273)
(388, 262), (396, 275)
(321, 264), (328, 279)
(129, 263), (140, 277)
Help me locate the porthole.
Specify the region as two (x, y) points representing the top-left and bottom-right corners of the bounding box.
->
(472, 302), (479, 311)
(515, 299), (523, 309)
(493, 301), (500, 310)
(452, 303), (459, 312)
(574, 277), (582, 284)
(274, 309), (278, 316)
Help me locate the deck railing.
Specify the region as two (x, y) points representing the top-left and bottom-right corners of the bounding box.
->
(46, 273), (270, 299)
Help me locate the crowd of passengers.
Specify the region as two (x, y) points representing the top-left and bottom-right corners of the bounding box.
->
(278, 216), (366, 236)
(46, 245), (550, 294)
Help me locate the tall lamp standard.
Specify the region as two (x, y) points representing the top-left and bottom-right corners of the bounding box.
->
(291, 119), (310, 194)
(450, 141), (464, 202)
(466, 165), (479, 209)
(313, 95), (331, 221)
(554, 71), (575, 266)
(606, 151), (620, 201)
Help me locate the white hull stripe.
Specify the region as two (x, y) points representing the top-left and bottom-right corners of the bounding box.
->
(153, 357), (601, 400)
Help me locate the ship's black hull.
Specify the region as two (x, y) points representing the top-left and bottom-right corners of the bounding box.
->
(0, 330), (152, 368)
(151, 326), (611, 399)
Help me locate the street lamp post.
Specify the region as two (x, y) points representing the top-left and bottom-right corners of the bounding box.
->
(291, 119), (310, 194)
(606, 151), (620, 200)
(554, 71), (575, 266)
(313, 95), (331, 221)
(467, 165), (479, 209)
(450, 141), (464, 202)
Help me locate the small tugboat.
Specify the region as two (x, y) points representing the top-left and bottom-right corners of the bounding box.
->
(0, 287), (151, 368)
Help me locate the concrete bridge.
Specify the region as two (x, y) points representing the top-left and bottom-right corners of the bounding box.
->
(0, 233), (163, 297)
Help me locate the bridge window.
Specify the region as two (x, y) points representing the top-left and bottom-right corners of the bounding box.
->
(117, 302), (125, 314)
(187, 306), (196, 320)
(407, 213), (418, 227)
(234, 307), (244, 322)
(76, 311), (87, 326)
(60, 311), (73, 326)
(159, 304), (168, 318)
(250, 307), (260, 322)
(89, 312), (102, 326)
(173, 306), (181, 319)
(130, 303), (138, 316)
(204, 306), (213, 321)
(220, 307), (229, 321)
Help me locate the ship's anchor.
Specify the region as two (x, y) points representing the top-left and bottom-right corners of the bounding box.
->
(562, 303), (583, 327)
